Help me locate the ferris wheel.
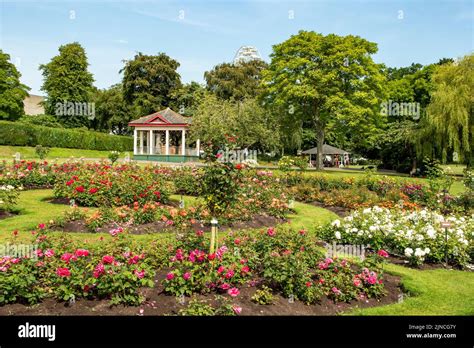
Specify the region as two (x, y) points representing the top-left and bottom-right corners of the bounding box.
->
(233, 46), (262, 65)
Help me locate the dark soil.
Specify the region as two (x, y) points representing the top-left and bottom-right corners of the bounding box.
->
(0, 210), (18, 220)
(0, 269), (402, 316)
(52, 214), (286, 235)
(309, 201), (351, 217)
(45, 197), (72, 205)
(385, 253), (460, 271)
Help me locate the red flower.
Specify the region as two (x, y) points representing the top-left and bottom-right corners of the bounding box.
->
(75, 186), (85, 193)
(56, 267), (71, 277)
(89, 187), (98, 194)
(305, 281), (312, 287)
(377, 250), (389, 258)
(75, 249), (89, 257)
(66, 179), (74, 186)
(102, 255), (115, 264)
(228, 288), (240, 297)
(208, 253), (216, 261)
(235, 163), (244, 170)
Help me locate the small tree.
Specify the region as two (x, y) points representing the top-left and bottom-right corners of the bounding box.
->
(108, 151), (120, 165)
(35, 145), (50, 160)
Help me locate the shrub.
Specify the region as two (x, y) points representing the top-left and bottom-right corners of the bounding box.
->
(35, 145), (50, 160)
(251, 285), (274, 305)
(0, 184), (20, 212)
(108, 151), (120, 165)
(0, 120), (132, 151)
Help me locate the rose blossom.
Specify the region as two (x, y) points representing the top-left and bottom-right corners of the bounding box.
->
(56, 267), (71, 277)
(75, 249), (90, 257)
(134, 270), (146, 279)
(377, 249), (389, 258)
(183, 272), (191, 280)
(102, 255), (115, 264)
(227, 287), (240, 297)
(44, 249), (55, 258)
(166, 272), (175, 280)
(232, 306), (242, 314)
(267, 227), (276, 236)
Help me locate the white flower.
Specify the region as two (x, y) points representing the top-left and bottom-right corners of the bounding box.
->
(331, 220), (341, 228)
(414, 248), (425, 257)
(404, 248), (413, 257)
(335, 231), (341, 240)
(424, 248), (430, 254)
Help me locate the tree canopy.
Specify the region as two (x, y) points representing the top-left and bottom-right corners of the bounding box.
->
(120, 52), (181, 117)
(204, 59), (268, 100)
(263, 31), (386, 168)
(39, 42), (94, 127)
(0, 50), (30, 121)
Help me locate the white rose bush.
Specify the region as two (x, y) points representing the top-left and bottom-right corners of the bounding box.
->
(317, 206), (474, 267)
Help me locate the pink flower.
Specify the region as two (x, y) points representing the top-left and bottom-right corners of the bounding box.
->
(208, 253), (216, 261)
(353, 279), (361, 287)
(35, 261), (44, 267)
(232, 305), (242, 314)
(56, 267), (71, 277)
(220, 283), (231, 290)
(109, 227), (123, 237)
(196, 230), (203, 237)
(241, 265), (250, 274)
(38, 223), (45, 230)
(227, 287), (240, 297)
(61, 253), (77, 263)
(35, 249), (43, 258)
(75, 249), (89, 257)
(299, 229), (306, 235)
(183, 272), (191, 280)
(44, 249), (55, 258)
(225, 269), (235, 279)
(102, 255), (114, 264)
(267, 227), (276, 236)
(166, 272), (174, 280)
(93, 263), (105, 278)
(217, 266), (225, 274)
(377, 249), (389, 258)
(367, 276), (377, 285)
(134, 270), (145, 279)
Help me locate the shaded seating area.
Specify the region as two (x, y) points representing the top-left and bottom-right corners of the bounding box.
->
(302, 144), (350, 168)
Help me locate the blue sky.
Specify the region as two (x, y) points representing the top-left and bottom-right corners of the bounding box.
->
(1, 0), (472, 95)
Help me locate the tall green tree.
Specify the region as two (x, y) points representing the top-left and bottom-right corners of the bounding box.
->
(263, 31), (385, 169)
(426, 54), (474, 167)
(120, 52), (181, 117)
(204, 59), (267, 100)
(92, 84), (133, 135)
(0, 50), (30, 120)
(39, 42), (94, 127)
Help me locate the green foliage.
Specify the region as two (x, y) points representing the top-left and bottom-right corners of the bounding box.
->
(0, 120), (132, 151)
(425, 54), (474, 166)
(169, 81), (206, 117)
(190, 93), (279, 151)
(19, 114), (63, 128)
(39, 42), (94, 127)
(121, 52), (181, 116)
(108, 151), (120, 165)
(35, 145), (50, 160)
(0, 184), (20, 212)
(251, 285), (275, 305)
(0, 50), (30, 121)
(263, 31), (386, 169)
(204, 60), (268, 100)
(91, 84), (133, 135)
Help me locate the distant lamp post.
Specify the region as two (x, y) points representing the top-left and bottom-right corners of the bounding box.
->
(441, 221), (452, 268)
(179, 195), (185, 209)
(210, 218), (218, 254)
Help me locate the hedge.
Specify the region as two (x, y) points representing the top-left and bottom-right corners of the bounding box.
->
(0, 121), (133, 151)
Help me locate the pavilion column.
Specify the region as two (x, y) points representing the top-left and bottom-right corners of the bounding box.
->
(139, 131), (144, 155)
(181, 130), (186, 156)
(165, 130), (170, 156)
(149, 130), (154, 155)
(133, 129), (138, 155)
(196, 139), (200, 157)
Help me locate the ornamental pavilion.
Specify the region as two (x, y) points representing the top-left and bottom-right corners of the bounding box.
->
(128, 108), (200, 163)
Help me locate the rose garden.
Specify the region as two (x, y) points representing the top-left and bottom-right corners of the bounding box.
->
(0, 150), (472, 316)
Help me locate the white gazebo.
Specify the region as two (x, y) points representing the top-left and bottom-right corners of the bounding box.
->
(128, 107), (200, 163)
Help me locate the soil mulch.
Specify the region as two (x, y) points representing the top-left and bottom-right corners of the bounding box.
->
(0, 269), (402, 316)
(309, 201), (351, 217)
(385, 254), (461, 271)
(0, 211), (18, 220)
(51, 214), (286, 235)
(45, 197), (72, 205)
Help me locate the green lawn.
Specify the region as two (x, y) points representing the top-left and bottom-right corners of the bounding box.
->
(352, 264), (474, 315)
(0, 145), (123, 160)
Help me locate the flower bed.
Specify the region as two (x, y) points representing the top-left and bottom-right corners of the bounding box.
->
(53, 163), (172, 207)
(317, 206), (474, 267)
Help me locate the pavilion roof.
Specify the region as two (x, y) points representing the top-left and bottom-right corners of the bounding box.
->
(128, 107), (192, 126)
(302, 144), (350, 155)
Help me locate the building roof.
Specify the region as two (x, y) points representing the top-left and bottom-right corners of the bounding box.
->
(128, 107), (192, 127)
(23, 94), (45, 115)
(302, 144), (350, 155)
